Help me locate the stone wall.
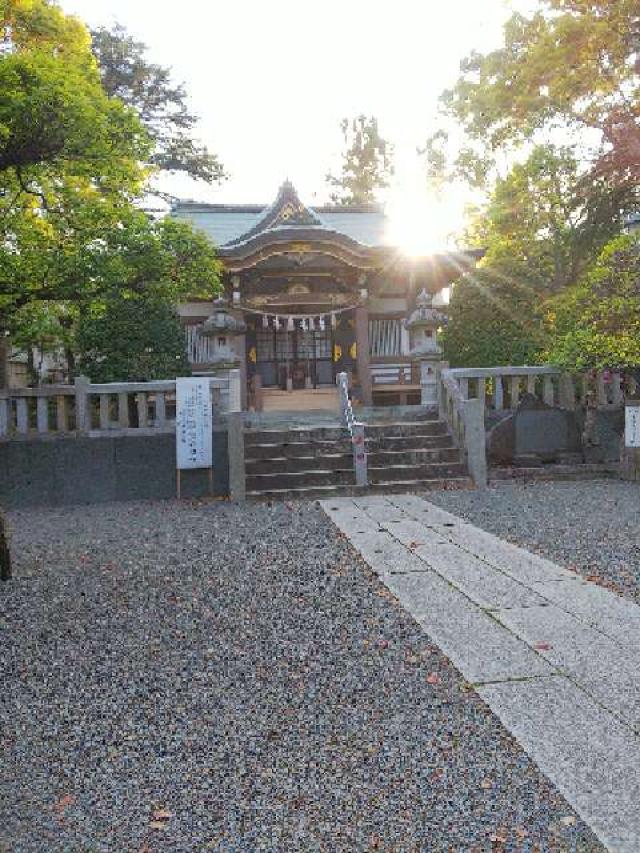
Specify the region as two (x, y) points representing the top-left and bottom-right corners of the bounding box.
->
(0, 427), (229, 510)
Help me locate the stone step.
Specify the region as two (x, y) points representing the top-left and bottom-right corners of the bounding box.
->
(366, 433), (455, 452)
(246, 447), (462, 475)
(247, 461), (466, 492)
(244, 420), (446, 446)
(367, 461), (467, 484)
(246, 477), (473, 502)
(361, 420), (446, 438)
(245, 433), (457, 461)
(246, 439), (352, 460)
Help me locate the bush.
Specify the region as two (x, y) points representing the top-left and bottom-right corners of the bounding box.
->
(546, 233), (640, 370)
(77, 295), (191, 382)
(443, 270), (546, 367)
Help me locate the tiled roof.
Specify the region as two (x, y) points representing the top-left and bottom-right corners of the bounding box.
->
(172, 183), (390, 249)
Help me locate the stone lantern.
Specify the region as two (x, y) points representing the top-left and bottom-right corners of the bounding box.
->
(200, 297), (247, 370)
(404, 289), (447, 405)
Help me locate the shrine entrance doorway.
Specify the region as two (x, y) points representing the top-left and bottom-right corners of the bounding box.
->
(253, 322), (334, 390)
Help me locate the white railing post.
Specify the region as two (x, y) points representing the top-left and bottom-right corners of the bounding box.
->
(352, 422), (367, 487)
(74, 375), (90, 433)
(462, 398), (488, 489)
(337, 371), (368, 487)
(558, 373), (576, 410)
(543, 375), (555, 407)
(494, 376), (504, 410)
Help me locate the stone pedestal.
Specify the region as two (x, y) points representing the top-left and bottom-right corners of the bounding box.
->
(419, 359), (440, 406)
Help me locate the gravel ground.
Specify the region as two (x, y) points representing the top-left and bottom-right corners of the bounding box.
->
(427, 480), (640, 605)
(1, 498), (603, 852)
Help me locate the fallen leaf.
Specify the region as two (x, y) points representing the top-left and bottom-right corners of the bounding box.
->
(489, 829), (508, 843)
(54, 795), (75, 814)
(515, 827), (528, 840)
(408, 541), (422, 550)
(426, 672), (440, 685)
(152, 808), (173, 821)
(534, 642), (553, 651)
(480, 778), (492, 790)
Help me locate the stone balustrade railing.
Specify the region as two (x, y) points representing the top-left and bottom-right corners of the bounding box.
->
(439, 369), (487, 488)
(0, 370), (241, 440)
(438, 365), (628, 489)
(445, 366), (625, 411)
(337, 371), (368, 487)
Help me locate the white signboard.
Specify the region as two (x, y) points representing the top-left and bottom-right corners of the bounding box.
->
(176, 377), (212, 470)
(625, 405), (640, 448)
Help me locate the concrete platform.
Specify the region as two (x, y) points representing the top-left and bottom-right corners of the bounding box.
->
(321, 494), (640, 852)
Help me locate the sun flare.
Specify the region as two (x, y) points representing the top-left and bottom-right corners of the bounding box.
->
(385, 185), (465, 256)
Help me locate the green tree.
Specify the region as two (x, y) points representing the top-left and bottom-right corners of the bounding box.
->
(425, 0), (640, 188)
(443, 269), (546, 368)
(326, 115), (394, 204)
(0, 1), (221, 381)
(91, 24), (225, 193)
(0, 1), (149, 181)
(546, 233), (640, 370)
(0, 203), (221, 377)
(467, 145), (633, 293)
(76, 294), (191, 383)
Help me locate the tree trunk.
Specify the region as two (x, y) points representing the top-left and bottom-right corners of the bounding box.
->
(27, 347), (38, 387)
(0, 334), (9, 390)
(0, 511), (11, 582)
(65, 348), (76, 383)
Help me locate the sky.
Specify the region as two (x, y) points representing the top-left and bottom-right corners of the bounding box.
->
(59, 0), (535, 249)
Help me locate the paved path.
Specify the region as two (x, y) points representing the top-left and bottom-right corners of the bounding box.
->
(322, 494), (640, 853)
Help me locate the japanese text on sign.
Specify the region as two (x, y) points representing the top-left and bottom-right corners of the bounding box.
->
(176, 378), (213, 469)
(625, 404), (640, 448)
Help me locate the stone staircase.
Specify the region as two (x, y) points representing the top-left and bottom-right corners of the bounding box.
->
(244, 409), (472, 500)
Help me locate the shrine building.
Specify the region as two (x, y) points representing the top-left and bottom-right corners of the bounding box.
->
(172, 181), (482, 411)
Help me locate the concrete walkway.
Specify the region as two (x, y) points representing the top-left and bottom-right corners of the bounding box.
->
(321, 494), (640, 853)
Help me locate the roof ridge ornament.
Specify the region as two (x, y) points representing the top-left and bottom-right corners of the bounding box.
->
(226, 181), (322, 246)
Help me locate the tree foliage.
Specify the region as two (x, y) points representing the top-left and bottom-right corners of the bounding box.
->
(326, 115), (394, 204)
(546, 233), (640, 370)
(76, 294), (191, 383)
(466, 145), (634, 293)
(425, 0), (640, 189)
(0, 1), (222, 381)
(91, 24), (225, 191)
(0, 1), (149, 178)
(443, 269), (546, 368)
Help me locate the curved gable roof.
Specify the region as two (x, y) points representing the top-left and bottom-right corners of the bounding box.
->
(172, 182), (390, 249)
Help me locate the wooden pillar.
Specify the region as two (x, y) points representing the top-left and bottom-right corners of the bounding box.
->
(355, 304), (372, 406)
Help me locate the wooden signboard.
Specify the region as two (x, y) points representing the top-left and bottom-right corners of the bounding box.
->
(175, 377), (213, 498)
